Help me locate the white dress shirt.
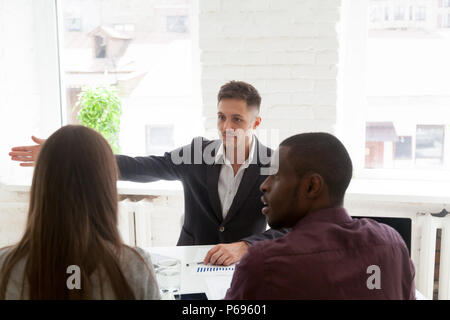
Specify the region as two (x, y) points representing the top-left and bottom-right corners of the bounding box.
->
(214, 136), (256, 219)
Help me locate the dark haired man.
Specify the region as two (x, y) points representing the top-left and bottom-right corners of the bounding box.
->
(9, 81), (288, 266)
(225, 132), (415, 299)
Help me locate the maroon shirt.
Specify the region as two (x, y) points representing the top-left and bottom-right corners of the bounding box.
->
(225, 207), (415, 300)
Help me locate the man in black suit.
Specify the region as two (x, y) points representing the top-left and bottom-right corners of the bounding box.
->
(9, 81), (288, 266)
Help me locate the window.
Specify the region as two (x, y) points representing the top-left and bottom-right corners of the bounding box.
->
(443, 14), (450, 28)
(145, 125), (175, 156)
(370, 6), (382, 22)
(65, 18), (82, 31)
(57, 0), (201, 158)
(415, 125), (445, 166)
(394, 136), (412, 160)
(365, 122), (398, 169)
(114, 24), (135, 32)
(339, 0), (450, 181)
(167, 16), (188, 33)
(415, 6), (426, 21)
(394, 6), (405, 21)
(384, 6), (390, 21)
(94, 36), (107, 58)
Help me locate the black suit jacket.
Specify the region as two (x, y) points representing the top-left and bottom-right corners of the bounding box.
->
(116, 136), (288, 245)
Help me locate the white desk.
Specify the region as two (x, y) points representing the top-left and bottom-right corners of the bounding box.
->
(146, 245), (428, 300)
(146, 245), (233, 300)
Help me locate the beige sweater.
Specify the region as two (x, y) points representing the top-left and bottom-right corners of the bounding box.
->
(0, 246), (161, 300)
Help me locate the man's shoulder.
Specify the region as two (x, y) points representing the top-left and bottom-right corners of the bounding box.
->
(246, 236), (289, 261)
(358, 217), (409, 248)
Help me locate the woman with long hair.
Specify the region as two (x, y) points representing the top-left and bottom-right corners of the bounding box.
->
(0, 125), (160, 299)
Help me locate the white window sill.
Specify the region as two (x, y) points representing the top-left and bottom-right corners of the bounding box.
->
(1, 180), (183, 197)
(346, 178), (450, 204)
(2, 178), (450, 204)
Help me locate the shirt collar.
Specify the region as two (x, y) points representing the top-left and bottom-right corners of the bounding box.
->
(293, 207), (353, 231)
(215, 135), (256, 167)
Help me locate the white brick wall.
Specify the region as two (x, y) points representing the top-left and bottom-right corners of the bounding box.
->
(198, 0), (342, 145)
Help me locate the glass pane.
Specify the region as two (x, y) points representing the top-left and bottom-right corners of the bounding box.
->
(145, 125), (175, 155)
(415, 125), (445, 166)
(394, 136), (412, 160)
(58, 0), (198, 156)
(365, 0), (450, 170)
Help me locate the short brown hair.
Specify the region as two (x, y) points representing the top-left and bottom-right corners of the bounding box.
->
(281, 132), (353, 206)
(217, 81), (261, 113)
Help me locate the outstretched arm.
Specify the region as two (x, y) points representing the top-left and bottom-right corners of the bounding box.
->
(10, 135), (194, 183)
(9, 136), (46, 167)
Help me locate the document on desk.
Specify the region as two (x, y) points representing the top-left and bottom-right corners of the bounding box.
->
(191, 247), (234, 299)
(204, 276), (233, 300)
(192, 264), (235, 275)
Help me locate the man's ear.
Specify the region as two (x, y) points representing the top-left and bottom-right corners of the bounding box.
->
(305, 173), (324, 199)
(253, 116), (262, 130)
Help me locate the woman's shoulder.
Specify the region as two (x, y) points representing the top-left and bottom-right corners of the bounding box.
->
(119, 245), (160, 300)
(120, 246), (153, 269)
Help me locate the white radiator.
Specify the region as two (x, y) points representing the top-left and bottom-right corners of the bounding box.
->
(118, 199), (137, 246)
(118, 198), (182, 248)
(118, 199), (154, 247)
(417, 213), (450, 300)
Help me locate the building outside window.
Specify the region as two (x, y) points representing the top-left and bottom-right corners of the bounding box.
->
(65, 18), (82, 31)
(340, 0), (450, 180)
(145, 125), (175, 156)
(394, 6), (405, 20)
(415, 125), (445, 166)
(415, 6), (426, 21)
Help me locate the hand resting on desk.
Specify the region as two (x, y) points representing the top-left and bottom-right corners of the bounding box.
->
(203, 241), (249, 266)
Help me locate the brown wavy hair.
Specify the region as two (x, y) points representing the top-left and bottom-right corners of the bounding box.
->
(0, 125), (151, 299)
(217, 80), (261, 113)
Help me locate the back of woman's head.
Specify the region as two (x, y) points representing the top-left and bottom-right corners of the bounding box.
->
(1, 125), (137, 299)
(30, 125), (120, 248)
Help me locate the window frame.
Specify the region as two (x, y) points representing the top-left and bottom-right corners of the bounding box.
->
(36, 0), (65, 130)
(0, 0), (63, 185)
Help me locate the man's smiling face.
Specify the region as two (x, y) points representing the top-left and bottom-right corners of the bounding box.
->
(217, 98), (261, 151)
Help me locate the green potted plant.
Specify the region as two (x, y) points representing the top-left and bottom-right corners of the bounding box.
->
(74, 86), (122, 153)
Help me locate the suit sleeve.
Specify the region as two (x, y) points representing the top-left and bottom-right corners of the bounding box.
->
(116, 138), (199, 182)
(241, 228), (290, 246)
